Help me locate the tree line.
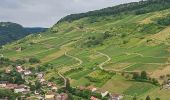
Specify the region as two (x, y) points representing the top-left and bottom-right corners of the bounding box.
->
(57, 0), (170, 23)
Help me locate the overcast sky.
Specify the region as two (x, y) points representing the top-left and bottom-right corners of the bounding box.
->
(0, 0), (140, 27)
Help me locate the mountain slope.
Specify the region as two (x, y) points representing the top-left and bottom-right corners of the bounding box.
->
(0, 22), (47, 45)
(1, 0), (170, 99)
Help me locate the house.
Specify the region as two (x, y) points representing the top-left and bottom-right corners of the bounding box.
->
(37, 73), (44, 79)
(14, 85), (30, 94)
(90, 96), (99, 100)
(16, 66), (24, 73)
(40, 78), (45, 83)
(0, 81), (8, 87)
(40, 79), (47, 85)
(47, 82), (58, 90)
(109, 93), (123, 100)
(52, 86), (58, 90)
(34, 91), (39, 95)
(5, 68), (11, 73)
(47, 82), (53, 87)
(87, 86), (97, 92)
(24, 70), (32, 75)
(56, 93), (68, 100)
(45, 91), (56, 100)
(35, 95), (44, 100)
(97, 89), (109, 98)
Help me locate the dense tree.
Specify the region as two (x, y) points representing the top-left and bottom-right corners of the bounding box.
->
(155, 97), (160, 100)
(57, 0), (170, 23)
(35, 81), (41, 90)
(152, 78), (159, 85)
(0, 57), (12, 66)
(141, 71), (147, 79)
(66, 78), (71, 91)
(133, 72), (140, 80)
(146, 95), (151, 100)
(157, 15), (170, 26)
(29, 57), (40, 64)
(15, 59), (26, 65)
(0, 89), (17, 100)
(0, 70), (24, 84)
(0, 22), (47, 45)
(133, 95), (137, 100)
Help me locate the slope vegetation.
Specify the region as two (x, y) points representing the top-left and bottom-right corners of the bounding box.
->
(1, 0), (170, 99)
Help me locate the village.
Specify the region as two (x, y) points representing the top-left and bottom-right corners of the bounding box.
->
(0, 65), (124, 100)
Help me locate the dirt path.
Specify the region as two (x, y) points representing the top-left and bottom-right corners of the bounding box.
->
(58, 71), (67, 87)
(97, 51), (111, 70)
(65, 51), (83, 68)
(96, 51), (138, 73)
(124, 52), (144, 57)
(124, 52), (168, 59)
(57, 41), (83, 88)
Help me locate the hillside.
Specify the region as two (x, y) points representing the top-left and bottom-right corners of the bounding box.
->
(1, 0), (170, 99)
(58, 0), (170, 23)
(0, 22), (47, 45)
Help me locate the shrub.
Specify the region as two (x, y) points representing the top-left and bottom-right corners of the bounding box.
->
(0, 89), (17, 100)
(29, 57), (40, 64)
(132, 72), (140, 80)
(157, 15), (170, 26)
(141, 71), (147, 79)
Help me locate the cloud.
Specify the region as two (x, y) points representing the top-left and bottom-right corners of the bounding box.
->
(0, 0), (140, 27)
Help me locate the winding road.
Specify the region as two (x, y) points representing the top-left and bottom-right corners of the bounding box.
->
(65, 51), (83, 68)
(58, 71), (67, 87)
(97, 51), (111, 70)
(57, 42), (83, 88)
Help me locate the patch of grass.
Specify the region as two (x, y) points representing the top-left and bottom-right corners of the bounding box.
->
(124, 63), (162, 72)
(123, 82), (156, 96)
(68, 69), (93, 80)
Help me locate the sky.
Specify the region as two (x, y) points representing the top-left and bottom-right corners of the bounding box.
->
(0, 0), (140, 27)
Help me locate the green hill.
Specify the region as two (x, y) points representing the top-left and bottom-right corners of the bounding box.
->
(0, 22), (47, 45)
(1, 0), (170, 99)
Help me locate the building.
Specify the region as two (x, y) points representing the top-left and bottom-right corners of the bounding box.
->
(56, 93), (68, 100)
(97, 89), (109, 98)
(87, 86), (97, 92)
(109, 93), (123, 100)
(37, 73), (44, 79)
(16, 66), (24, 73)
(47, 82), (58, 90)
(90, 96), (99, 100)
(40, 78), (46, 84)
(5, 68), (11, 73)
(14, 85), (30, 94)
(24, 70), (32, 75)
(45, 91), (56, 100)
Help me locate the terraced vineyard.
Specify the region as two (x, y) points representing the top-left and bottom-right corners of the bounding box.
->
(1, 1), (170, 99)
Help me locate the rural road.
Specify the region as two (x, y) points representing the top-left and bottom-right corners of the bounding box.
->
(65, 51), (83, 68)
(97, 51), (111, 70)
(58, 42), (83, 88)
(124, 52), (168, 59)
(58, 71), (67, 87)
